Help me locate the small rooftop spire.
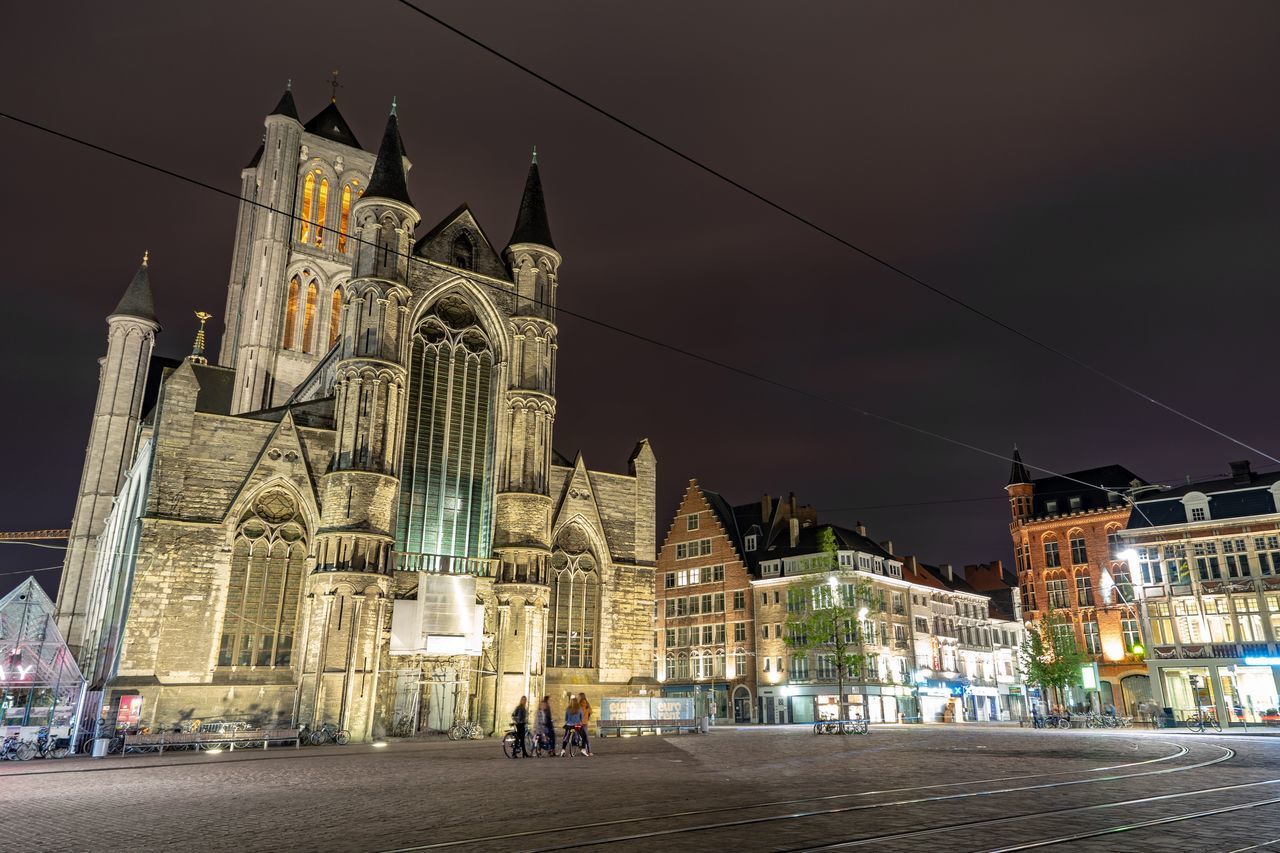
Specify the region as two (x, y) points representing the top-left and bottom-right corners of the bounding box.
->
(269, 82), (299, 121)
(390, 96), (397, 116)
(111, 252), (159, 326)
(327, 69), (342, 103)
(363, 107), (413, 206)
(188, 311), (212, 365)
(1007, 445), (1031, 486)
(507, 150), (555, 250)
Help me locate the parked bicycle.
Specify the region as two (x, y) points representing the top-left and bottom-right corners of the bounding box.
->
(447, 720), (484, 741)
(1186, 711), (1222, 733)
(1, 735), (34, 761)
(33, 728), (69, 759)
(1085, 712), (1120, 729)
(813, 718), (869, 735)
(1044, 713), (1072, 729)
(309, 723), (351, 745)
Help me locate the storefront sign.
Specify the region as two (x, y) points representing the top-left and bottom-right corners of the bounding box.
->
(1008, 685), (1022, 695)
(969, 686), (999, 697)
(920, 678), (964, 697)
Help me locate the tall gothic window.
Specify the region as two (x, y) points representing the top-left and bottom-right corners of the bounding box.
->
(217, 490), (307, 668)
(328, 286), (343, 349)
(451, 233), (474, 270)
(546, 526), (600, 669)
(299, 173), (316, 244)
(283, 276), (300, 349)
(302, 282), (318, 353)
(338, 185), (353, 252)
(395, 295), (495, 559)
(314, 178), (330, 247)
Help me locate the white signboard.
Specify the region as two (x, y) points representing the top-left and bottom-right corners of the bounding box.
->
(390, 573), (483, 656)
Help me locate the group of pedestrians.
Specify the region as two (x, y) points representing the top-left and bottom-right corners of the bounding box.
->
(510, 692), (593, 758)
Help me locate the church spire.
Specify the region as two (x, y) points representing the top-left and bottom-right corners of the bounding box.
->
(111, 251), (159, 326)
(269, 80), (299, 121)
(507, 149), (555, 250)
(1007, 444), (1031, 486)
(188, 311), (212, 365)
(363, 102), (413, 206)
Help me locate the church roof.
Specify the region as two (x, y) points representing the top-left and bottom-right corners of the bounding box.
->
(364, 108), (412, 206)
(269, 85), (299, 121)
(507, 153), (555, 249)
(303, 101), (361, 149)
(1007, 445), (1030, 486)
(245, 143), (264, 169)
(111, 256), (159, 325)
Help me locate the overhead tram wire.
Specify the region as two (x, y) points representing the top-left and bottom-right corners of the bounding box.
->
(384, 0), (1280, 468)
(0, 110), (1215, 500)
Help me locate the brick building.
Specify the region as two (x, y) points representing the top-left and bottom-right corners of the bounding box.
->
(1005, 448), (1147, 712)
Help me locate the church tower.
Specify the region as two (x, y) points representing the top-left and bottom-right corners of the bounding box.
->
(223, 85), (304, 413)
(1006, 445), (1033, 523)
(57, 255), (160, 658)
(297, 105), (418, 739)
(490, 152), (561, 715)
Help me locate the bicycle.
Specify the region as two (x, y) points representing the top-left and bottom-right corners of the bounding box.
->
(33, 728), (69, 759)
(560, 724), (586, 757)
(532, 728), (555, 757)
(840, 718), (869, 735)
(447, 720), (484, 741)
(1044, 713), (1071, 729)
(502, 726), (533, 758)
(1, 735), (35, 761)
(1186, 712), (1221, 733)
(309, 723), (351, 745)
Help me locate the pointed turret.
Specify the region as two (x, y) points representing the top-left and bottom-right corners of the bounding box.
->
(111, 252), (159, 326)
(269, 81), (299, 121)
(364, 103), (412, 206)
(1007, 445), (1031, 486)
(508, 149), (555, 249)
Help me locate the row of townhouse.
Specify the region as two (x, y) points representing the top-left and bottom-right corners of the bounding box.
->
(653, 481), (1026, 724)
(1008, 447), (1280, 728)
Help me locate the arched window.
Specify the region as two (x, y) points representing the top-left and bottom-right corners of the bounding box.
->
(338, 183), (355, 252)
(451, 233), (474, 270)
(302, 282), (318, 353)
(544, 525), (600, 670)
(314, 179), (330, 247)
(395, 295), (495, 559)
(328, 286), (343, 349)
(217, 490), (307, 668)
(299, 173), (315, 243)
(283, 276), (300, 349)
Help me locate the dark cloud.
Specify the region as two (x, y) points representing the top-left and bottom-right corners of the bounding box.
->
(4, 1), (1280, 595)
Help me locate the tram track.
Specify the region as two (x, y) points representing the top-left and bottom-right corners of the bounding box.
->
(378, 740), (1217, 852)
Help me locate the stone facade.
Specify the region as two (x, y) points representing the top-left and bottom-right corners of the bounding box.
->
(57, 89), (656, 739)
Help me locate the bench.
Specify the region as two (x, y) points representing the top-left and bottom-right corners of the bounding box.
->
(123, 728), (301, 753)
(596, 719), (701, 737)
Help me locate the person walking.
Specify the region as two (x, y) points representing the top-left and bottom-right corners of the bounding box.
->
(511, 696), (529, 759)
(577, 692), (593, 757)
(561, 696), (583, 756)
(536, 696), (555, 756)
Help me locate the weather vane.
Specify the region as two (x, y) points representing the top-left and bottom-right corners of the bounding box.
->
(327, 70), (342, 103)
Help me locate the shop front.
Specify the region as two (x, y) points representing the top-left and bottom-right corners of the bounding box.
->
(966, 685), (1000, 721)
(775, 684), (916, 724)
(998, 684), (1027, 722)
(917, 678), (964, 723)
(1150, 658), (1280, 727)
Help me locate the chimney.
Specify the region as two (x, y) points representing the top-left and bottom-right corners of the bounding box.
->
(903, 555), (919, 577)
(788, 516), (800, 547)
(761, 493), (772, 518)
(1230, 460), (1254, 486)
(940, 563), (953, 582)
(788, 492), (798, 516)
(880, 540), (894, 556)
(855, 520), (867, 537)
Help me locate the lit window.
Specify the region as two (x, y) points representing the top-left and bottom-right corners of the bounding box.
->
(338, 183), (355, 253)
(283, 276), (300, 349)
(302, 282), (318, 353)
(299, 173), (315, 243)
(315, 179), (329, 246)
(1070, 536), (1087, 565)
(328, 286), (343, 349)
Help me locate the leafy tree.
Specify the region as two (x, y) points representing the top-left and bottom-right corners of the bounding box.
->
(1020, 609), (1085, 708)
(784, 528), (874, 721)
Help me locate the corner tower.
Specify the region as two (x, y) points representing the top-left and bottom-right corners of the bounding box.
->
(57, 254), (160, 658)
(1006, 445), (1033, 524)
(489, 151), (561, 715)
(297, 105), (419, 739)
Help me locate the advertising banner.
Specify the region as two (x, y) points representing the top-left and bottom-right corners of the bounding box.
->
(599, 697), (694, 721)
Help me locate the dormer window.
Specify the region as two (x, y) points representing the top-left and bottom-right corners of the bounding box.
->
(744, 534), (757, 552)
(1068, 496), (1082, 511)
(1191, 507), (1206, 522)
(1182, 492), (1210, 524)
(1045, 500), (1058, 515)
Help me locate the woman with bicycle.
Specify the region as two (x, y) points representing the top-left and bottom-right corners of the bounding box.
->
(577, 693), (593, 757)
(561, 696), (584, 756)
(535, 696), (555, 756)
(510, 696), (529, 758)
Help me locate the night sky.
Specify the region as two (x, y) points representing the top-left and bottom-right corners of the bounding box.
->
(5, 2), (1280, 598)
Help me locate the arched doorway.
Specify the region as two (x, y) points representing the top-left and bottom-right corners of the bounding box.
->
(733, 686), (752, 723)
(1121, 674), (1153, 721)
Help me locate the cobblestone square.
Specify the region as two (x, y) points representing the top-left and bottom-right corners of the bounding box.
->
(7, 726), (1280, 852)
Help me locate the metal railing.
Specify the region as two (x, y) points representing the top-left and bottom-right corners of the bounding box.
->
(394, 551), (498, 577)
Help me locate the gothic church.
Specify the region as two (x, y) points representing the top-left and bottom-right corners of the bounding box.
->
(55, 85), (657, 738)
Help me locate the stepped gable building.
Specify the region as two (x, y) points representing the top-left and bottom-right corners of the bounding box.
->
(55, 86), (657, 739)
(1005, 448), (1147, 713)
(1117, 460), (1280, 727)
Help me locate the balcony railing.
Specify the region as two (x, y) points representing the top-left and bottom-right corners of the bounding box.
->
(394, 551), (497, 577)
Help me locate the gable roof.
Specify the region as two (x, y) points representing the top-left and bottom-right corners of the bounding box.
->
(1028, 465), (1144, 517)
(414, 204), (510, 281)
(303, 101), (362, 149)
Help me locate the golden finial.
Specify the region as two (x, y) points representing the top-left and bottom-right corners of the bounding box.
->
(142, 250), (149, 267)
(327, 70), (342, 103)
(189, 310), (213, 365)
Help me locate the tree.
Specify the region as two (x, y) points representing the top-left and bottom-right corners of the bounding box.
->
(1020, 609), (1086, 710)
(784, 528), (874, 721)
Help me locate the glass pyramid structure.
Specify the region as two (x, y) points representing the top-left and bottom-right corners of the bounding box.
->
(0, 577), (84, 729)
